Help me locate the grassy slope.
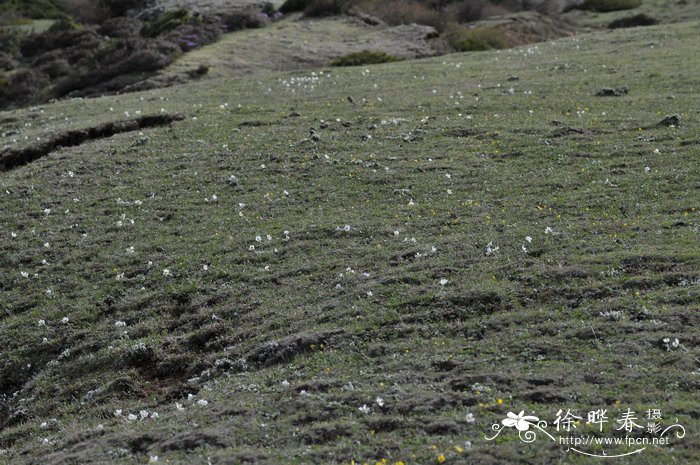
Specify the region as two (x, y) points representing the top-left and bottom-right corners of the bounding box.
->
(0, 20), (699, 465)
(155, 15), (436, 81)
(565, 0), (700, 28)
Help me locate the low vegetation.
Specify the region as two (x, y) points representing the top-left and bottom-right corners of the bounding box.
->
(0, 0), (65, 22)
(331, 50), (402, 66)
(608, 13), (658, 28)
(141, 9), (191, 38)
(448, 25), (510, 51)
(0, 19), (698, 464)
(280, 0), (356, 16)
(579, 0), (643, 13)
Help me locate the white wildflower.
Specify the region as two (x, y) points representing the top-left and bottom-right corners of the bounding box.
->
(485, 241), (499, 255)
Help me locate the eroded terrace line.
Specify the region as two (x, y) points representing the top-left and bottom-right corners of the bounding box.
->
(0, 113), (185, 171)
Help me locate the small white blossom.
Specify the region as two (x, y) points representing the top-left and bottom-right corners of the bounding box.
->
(485, 241), (499, 255)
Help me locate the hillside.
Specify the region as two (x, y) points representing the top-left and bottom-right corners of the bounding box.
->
(0, 18), (699, 465)
(3, 0), (699, 111)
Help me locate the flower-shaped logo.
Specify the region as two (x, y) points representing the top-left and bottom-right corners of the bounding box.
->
(502, 411), (539, 431)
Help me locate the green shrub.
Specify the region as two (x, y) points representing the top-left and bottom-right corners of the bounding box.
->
(0, 0), (65, 20)
(47, 17), (82, 33)
(141, 9), (190, 38)
(223, 11), (269, 31)
(100, 0), (143, 15)
(451, 26), (509, 52)
(279, 0), (312, 13)
(331, 50), (402, 66)
(280, 0), (354, 16)
(580, 0), (641, 12)
(0, 27), (27, 55)
(261, 2), (277, 15)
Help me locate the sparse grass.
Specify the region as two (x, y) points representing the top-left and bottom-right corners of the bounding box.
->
(0, 19), (698, 465)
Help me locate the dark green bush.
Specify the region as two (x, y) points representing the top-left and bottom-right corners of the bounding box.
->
(261, 2), (277, 15)
(100, 0), (146, 16)
(608, 13), (657, 28)
(47, 17), (82, 33)
(280, 0), (354, 16)
(580, 0), (641, 12)
(279, 0), (311, 13)
(452, 27), (509, 51)
(0, 27), (26, 56)
(223, 11), (269, 32)
(331, 50), (402, 66)
(0, 0), (65, 20)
